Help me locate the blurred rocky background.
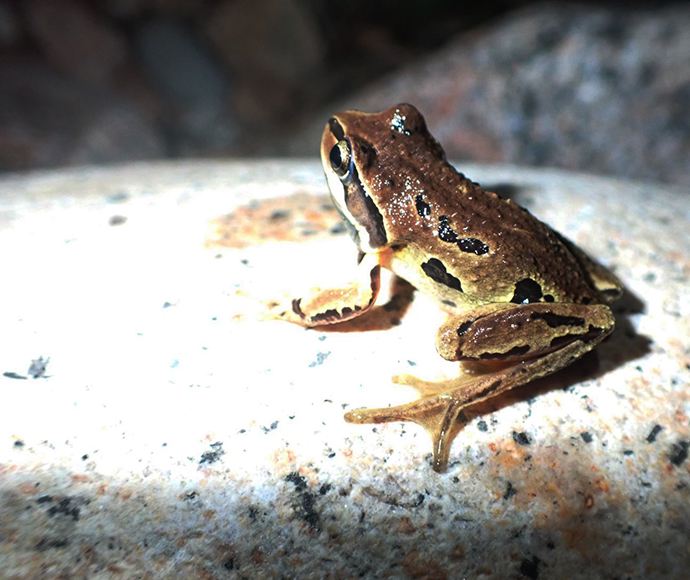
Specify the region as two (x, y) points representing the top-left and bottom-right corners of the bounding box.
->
(0, 0), (688, 187)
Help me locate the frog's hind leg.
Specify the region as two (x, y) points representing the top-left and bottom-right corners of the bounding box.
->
(344, 336), (605, 472)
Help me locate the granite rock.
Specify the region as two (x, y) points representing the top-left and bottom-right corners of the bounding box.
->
(0, 160), (688, 578)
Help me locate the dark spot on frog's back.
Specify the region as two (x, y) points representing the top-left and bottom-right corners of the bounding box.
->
(421, 258), (462, 292)
(511, 278), (543, 304)
(415, 194), (430, 217)
(437, 216), (457, 243)
(457, 237), (490, 255)
(438, 215), (489, 255)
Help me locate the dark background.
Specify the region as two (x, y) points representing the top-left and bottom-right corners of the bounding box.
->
(0, 0), (687, 187)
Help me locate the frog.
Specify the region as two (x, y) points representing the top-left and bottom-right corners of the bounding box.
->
(275, 103), (622, 472)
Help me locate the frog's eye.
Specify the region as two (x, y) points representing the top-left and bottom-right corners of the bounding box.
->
(329, 139), (353, 179)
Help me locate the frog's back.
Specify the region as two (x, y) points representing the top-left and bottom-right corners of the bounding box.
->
(335, 103), (606, 306)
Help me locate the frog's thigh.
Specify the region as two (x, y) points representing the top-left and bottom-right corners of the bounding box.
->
(289, 252), (382, 327)
(348, 302), (614, 472)
(347, 333), (606, 472)
(436, 302), (615, 362)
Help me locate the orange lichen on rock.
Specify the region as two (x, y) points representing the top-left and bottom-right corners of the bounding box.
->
(207, 193), (342, 249)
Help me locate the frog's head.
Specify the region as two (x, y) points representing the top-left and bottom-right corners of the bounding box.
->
(321, 111), (387, 254)
(321, 103), (445, 254)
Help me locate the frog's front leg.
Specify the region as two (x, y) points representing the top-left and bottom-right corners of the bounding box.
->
(272, 252), (381, 327)
(345, 301), (615, 472)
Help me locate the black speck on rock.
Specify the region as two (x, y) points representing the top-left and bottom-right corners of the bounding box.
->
(285, 472), (320, 529)
(409, 493), (425, 508)
(519, 555), (541, 579)
(200, 442), (225, 465)
(308, 351), (331, 368)
(580, 432), (593, 443)
(669, 441), (689, 466)
(109, 215), (127, 226)
(504, 481), (517, 500)
(28, 356), (49, 378)
(646, 424), (663, 443)
(199, 451), (221, 464)
(513, 431), (532, 445)
(223, 557), (236, 570)
(477, 420), (488, 432)
(36, 537), (69, 551)
(261, 420), (279, 434)
(285, 472), (307, 491)
(46, 497), (81, 521)
(270, 209), (289, 220)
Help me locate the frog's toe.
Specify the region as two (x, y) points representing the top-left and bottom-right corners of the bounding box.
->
(391, 373), (428, 392)
(392, 373), (472, 397)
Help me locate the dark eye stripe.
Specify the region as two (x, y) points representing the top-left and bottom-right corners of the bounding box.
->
(343, 164), (387, 248)
(326, 119), (385, 248)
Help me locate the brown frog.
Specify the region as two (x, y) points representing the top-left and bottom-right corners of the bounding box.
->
(278, 103), (621, 472)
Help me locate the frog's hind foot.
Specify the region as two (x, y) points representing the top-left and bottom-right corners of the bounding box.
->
(346, 338), (606, 472)
(344, 393), (466, 473)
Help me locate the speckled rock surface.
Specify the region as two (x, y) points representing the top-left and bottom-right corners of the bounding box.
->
(1, 160), (688, 579)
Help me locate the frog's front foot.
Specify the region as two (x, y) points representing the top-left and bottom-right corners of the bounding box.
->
(267, 255), (382, 328)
